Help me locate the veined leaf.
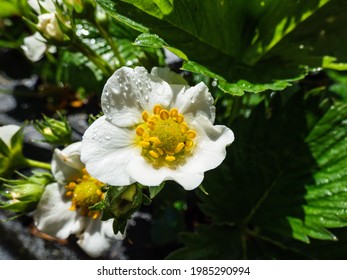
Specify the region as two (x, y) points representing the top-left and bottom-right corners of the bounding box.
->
(96, 0), (347, 95)
(172, 87), (347, 259)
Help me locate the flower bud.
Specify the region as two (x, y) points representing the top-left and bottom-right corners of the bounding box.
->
(0, 125), (25, 177)
(0, 171), (53, 213)
(37, 13), (64, 41)
(34, 113), (72, 145)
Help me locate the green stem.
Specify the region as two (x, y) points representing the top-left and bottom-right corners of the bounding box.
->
(23, 158), (51, 170)
(95, 20), (126, 67)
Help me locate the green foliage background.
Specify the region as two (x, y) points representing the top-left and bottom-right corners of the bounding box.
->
(1, 0), (347, 259)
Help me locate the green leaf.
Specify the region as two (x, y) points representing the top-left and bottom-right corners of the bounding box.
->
(167, 224), (243, 260)
(170, 86), (347, 259)
(96, 0), (347, 94)
(0, 1), (20, 17)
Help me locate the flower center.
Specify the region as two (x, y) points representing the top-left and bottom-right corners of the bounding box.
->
(135, 104), (196, 165)
(65, 168), (104, 219)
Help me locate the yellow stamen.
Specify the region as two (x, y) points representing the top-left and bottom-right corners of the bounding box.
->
(170, 108), (178, 118)
(153, 104), (162, 115)
(165, 155), (176, 162)
(174, 142), (185, 154)
(176, 114), (184, 124)
(136, 127), (145, 136)
(185, 140), (194, 149)
(142, 111), (149, 122)
(149, 137), (161, 145)
(65, 191), (73, 197)
(187, 130), (196, 139)
(147, 120), (155, 130)
(156, 147), (164, 155)
(140, 141), (150, 148)
(160, 109), (170, 120)
(149, 150), (159, 159)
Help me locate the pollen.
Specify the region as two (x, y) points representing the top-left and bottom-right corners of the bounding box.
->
(135, 104), (196, 166)
(65, 168), (104, 219)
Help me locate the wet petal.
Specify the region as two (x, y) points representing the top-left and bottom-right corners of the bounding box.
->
(101, 66), (173, 127)
(51, 141), (84, 185)
(127, 157), (204, 190)
(175, 82), (216, 123)
(180, 116), (234, 173)
(81, 116), (138, 186)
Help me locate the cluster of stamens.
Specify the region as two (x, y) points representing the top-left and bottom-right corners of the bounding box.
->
(135, 104), (196, 165)
(65, 168), (104, 219)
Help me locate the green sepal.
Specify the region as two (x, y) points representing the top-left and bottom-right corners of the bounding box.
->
(0, 138), (10, 157)
(148, 182), (165, 199)
(100, 184), (144, 234)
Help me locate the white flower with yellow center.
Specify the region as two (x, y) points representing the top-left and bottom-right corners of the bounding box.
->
(21, 0), (62, 62)
(81, 67), (234, 190)
(34, 142), (124, 258)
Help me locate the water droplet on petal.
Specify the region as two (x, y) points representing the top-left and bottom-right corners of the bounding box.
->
(104, 135), (111, 140)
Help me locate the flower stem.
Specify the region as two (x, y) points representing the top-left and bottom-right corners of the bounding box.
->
(95, 20), (126, 67)
(23, 158), (51, 170)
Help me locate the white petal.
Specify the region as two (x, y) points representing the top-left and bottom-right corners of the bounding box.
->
(51, 141), (84, 185)
(180, 116), (234, 174)
(127, 157), (204, 190)
(175, 82), (216, 123)
(34, 183), (85, 239)
(151, 67), (188, 85)
(28, 0), (57, 13)
(77, 219), (124, 258)
(81, 116), (138, 186)
(21, 32), (47, 62)
(0, 124), (20, 147)
(101, 66), (173, 127)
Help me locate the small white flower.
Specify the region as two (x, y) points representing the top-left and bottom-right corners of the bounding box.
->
(21, 32), (48, 62)
(81, 67), (234, 190)
(37, 12), (64, 41)
(34, 142), (124, 258)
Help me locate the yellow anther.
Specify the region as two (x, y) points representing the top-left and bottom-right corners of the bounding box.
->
(142, 111), (149, 122)
(136, 126), (145, 136)
(156, 147), (164, 155)
(82, 168), (88, 175)
(65, 191), (73, 197)
(187, 130), (196, 139)
(140, 141), (150, 148)
(149, 150), (159, 159)
(165, 155), (176, 162)
(147, 120), (155, 130)
(92, 212), (99, 220)
(181, 124), (188, 133)
(176, 114), (184, 124)
(82, 175), (89, 180)
(149, 137), (161, 145)
(170, 108), (178, 118)
(66, 182), (76, 190)
(69, 204), (76, 211)
(96, 189), (102, 196)
(153, 104), (162, 115)
(160, 109), (170, 120)
(185, 140), (194, 149)
(174, 142), (185, 154)
(151, 115), (160, 122)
